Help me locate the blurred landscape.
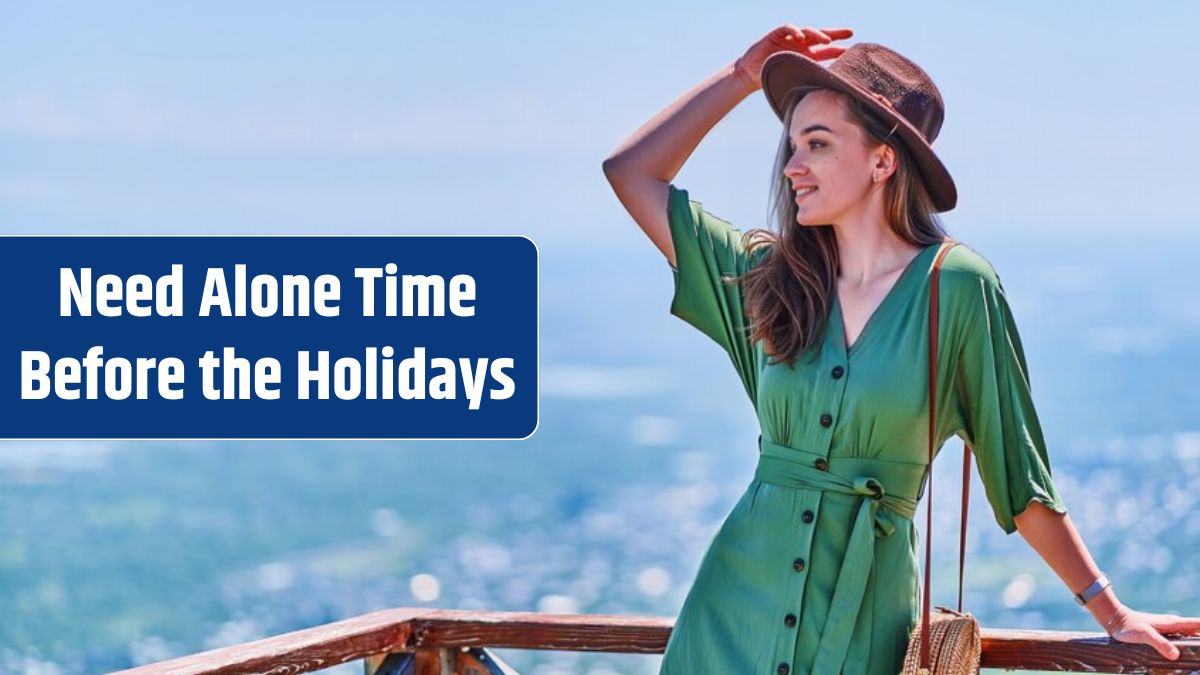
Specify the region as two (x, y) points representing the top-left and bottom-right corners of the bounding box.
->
(4, 232), (1200, 674)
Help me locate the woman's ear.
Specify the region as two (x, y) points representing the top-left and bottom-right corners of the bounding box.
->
(874, 144), (898, 181)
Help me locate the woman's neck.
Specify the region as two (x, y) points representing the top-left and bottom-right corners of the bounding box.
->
(831, 215), (923, 288)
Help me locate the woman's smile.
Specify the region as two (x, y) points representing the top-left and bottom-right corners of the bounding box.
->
(794, 186), (818, 204)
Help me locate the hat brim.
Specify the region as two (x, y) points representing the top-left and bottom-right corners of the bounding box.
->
(761, 51), (957, 213)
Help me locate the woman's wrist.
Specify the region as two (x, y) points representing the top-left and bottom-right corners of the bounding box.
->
(1085, 586), (1124, 631)
(729, 58), (760, 96)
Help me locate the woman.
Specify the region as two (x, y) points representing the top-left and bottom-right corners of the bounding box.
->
(602, 24), (1200, 674)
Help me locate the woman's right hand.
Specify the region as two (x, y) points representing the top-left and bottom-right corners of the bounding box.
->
(734, 25), (854, 91)
(604, 25), (852, 268)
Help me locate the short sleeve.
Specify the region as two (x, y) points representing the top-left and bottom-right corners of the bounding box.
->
(666, 184), (760, 406)
(950, 267), (1068, 535)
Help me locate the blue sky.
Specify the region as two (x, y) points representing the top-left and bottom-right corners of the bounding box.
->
(3, 1), (1199, 251)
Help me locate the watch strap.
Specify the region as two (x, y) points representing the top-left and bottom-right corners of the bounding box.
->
(1074, 574), (1111, 606)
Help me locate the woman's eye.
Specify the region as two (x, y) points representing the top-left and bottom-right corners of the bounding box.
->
(789, 140), (825, 153)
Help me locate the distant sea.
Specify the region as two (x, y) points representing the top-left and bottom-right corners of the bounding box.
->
(4, 233), (1199, 674)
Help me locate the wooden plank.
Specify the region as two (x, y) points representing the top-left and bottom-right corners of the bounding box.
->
(980, 628), (1200, 673)
(408, 609), (673, 654)
(109, 608), (421, 675)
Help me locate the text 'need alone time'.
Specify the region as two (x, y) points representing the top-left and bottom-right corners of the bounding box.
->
(58, 264), (478, 318)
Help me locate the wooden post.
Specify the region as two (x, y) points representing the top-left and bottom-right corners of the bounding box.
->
(411, 647), (453, 675)
(365, 647), (517, 675)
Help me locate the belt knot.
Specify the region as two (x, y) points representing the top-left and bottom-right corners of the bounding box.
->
(852, 475), (885, 501)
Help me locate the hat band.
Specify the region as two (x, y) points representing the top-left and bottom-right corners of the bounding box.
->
(864, 91), (906, 141)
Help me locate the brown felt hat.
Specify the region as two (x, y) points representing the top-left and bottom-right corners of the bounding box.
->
(761, 42), (957, 212)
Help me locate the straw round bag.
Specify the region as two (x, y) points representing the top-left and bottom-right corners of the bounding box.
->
(901, 240), (982, 674)
(902, 604), (981, 674)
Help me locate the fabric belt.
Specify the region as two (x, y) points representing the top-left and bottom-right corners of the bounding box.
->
(754, 437), (926, 675)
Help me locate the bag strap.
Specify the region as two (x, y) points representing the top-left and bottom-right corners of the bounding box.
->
(920, 239), (973, 669)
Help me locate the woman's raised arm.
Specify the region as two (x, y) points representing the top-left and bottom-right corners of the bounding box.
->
(601, 24), (852, 268)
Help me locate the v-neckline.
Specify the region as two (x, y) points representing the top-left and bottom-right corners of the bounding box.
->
(832, 243), (938, 357)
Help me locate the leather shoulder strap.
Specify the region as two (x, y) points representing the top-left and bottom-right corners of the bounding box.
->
(921, 239), (972, 668)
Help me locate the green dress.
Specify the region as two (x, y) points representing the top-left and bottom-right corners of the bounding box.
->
(658, 184), (1069, 675)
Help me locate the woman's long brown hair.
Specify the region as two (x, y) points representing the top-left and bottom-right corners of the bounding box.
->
(734, 86), (950, 368)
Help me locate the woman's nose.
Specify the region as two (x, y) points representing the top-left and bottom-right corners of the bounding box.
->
(785, 155), (809, 178)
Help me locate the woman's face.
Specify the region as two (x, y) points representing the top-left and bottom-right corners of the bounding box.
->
(784, 89), (885, 227)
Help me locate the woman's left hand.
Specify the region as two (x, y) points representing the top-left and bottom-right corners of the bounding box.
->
(1104, 603), (1200, 661)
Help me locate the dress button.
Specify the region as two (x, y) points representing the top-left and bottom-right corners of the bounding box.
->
(784, 613), (797, 627)
(792, 557), (805, 572)
(820, 413), (833, 427)
(831, 365), (844, 379)
(801, 510), (814, 523)
(777, 663), (790, 675)
(814, 457), (828, 471)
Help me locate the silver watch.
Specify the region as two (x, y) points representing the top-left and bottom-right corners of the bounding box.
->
(1074, 574), (1111, 606)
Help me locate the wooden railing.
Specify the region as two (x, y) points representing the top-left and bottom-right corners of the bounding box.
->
(109, 607), (1200, 674)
